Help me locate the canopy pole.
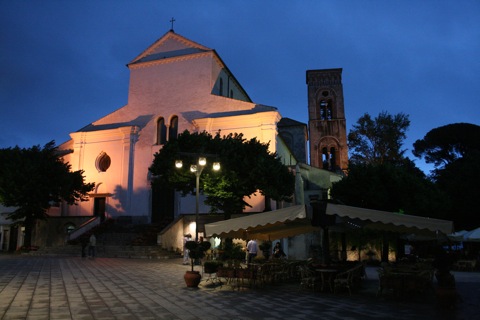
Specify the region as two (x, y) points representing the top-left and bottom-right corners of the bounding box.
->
(322, 227), (330, 264)
(341, 233), (347, 261)
(381, 233), (389, 263)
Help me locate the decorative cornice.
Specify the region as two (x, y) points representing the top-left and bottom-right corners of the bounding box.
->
(128, 31), (211, 65)
(306, 69), (343, 86)
(128, 51), (213, 70)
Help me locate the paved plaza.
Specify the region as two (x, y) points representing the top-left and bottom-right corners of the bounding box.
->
(0, 254), (479, 320)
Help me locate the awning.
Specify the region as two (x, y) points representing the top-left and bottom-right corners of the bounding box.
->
(462, 227), (480, 242)
(204, 205), (319, 241)
(326, 203), (454, 235)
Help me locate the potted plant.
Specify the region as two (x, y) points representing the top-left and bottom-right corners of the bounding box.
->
(259, 241), (272, 260)
(219, 240), (245, 266)
(253, 256), (266, 264)
(204, 260), (223, 274)
(184, 240), (211, 287)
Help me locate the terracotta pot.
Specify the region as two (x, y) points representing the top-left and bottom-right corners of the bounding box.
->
(184, 271), (202, 287)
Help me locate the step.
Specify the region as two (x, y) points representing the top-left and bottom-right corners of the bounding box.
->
(30, 245), (180, 260)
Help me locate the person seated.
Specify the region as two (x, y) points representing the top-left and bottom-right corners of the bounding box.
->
(273, 242), (286, 259)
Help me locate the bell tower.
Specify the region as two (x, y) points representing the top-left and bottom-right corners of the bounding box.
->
(307, 68), (348, 173)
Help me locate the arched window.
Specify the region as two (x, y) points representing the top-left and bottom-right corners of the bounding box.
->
(319, 100), (333, 120)
(219, 78), (224, 96)
(169, 116), (178, 141)
(319, 90), (334, 120)
(330, 147), (336, 169)
(322, 147), (329, 169)
(156, 117), (166, 145)
(320, 100), (327, 120)
(327, 101), (333, 120)
(319, 145), (340, 171)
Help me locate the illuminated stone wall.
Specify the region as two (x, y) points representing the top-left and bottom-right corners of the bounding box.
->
(56, 31), (291, 223)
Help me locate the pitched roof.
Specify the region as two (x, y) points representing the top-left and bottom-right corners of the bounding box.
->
(126, 30), (251, 101)
(128, 31), (212, 66)
(278, 117), (307, 127)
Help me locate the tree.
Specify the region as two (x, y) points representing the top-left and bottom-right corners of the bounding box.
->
(413, 123), (480, 229)
(348, 111), (410, 165)
(148, 131), (295, 219)
(0, 141), (95, 248)
(333, 111), (451, 221)
(330, 161), (450, 219)
(413, 123), (480, 169)
(433, 151), (480, 229)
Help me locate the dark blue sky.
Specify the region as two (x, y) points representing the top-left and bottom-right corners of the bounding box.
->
(1, 1), (479, 174)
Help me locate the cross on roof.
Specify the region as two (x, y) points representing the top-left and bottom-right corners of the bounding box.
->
(170, 17), (175, 32)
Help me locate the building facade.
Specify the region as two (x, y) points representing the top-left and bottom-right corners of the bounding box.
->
(1, 31), (350, 255)
(51, 31), (298, 227)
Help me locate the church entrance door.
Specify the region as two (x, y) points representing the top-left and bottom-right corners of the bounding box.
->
(94, 197), (106, 222)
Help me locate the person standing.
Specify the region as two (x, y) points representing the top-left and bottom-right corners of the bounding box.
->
(246, 239), (258, 264)
(88, 233), (96, 259)
(81, 237), (88, 259)
(273, 242), (286, 259)
(183, 233), (192, 265)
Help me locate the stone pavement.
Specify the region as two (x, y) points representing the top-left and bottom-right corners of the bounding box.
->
(0, 255), (479, 320)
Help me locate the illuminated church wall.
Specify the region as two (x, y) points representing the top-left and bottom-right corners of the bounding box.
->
(193, 110), (282, 212)
(54, 31), (292, 223)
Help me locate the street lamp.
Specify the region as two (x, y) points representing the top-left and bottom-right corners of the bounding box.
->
(175, 157), (220, 241)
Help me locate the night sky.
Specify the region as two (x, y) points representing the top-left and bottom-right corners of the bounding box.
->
(1, 1), (479, 174)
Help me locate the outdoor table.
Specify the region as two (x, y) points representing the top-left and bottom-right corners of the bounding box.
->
(455, 260), (476, 271)
(315, 268), (338, 292)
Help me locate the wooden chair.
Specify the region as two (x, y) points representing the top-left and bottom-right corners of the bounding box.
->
(272, 262), (289, 283)
(235, 267), (255, 290)
(333, 269), (354, 295)
(299, 265), (319, 291)
(256, 263), (274, 287)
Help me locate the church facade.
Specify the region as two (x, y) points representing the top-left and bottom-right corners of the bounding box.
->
(2, 30), (349, 252)
(49, 31), (302, 226)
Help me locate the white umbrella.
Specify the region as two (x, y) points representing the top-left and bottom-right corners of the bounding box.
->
(463, 227), (480, 242)
(448, 230), (468, 242)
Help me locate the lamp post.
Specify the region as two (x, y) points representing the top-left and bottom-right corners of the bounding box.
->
(175, 157), (220, 241)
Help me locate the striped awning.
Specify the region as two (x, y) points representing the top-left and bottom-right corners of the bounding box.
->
(326, 203), (454, 235)
(204, 205), (319, 240)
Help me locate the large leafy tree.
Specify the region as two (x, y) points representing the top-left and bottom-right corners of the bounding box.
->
(348, 111), (410, 165)
(413, 123), (480, 229)
(332, 111), (450, 220)
(413, 123), (480, 169)
(0, 141), (95, 248)
(149, 131), (295, 219)
(330, 161), (450, 218)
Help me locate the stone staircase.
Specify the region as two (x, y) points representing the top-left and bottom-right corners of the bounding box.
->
(31, 218), (180, 259)
(31, 244), (181, 259)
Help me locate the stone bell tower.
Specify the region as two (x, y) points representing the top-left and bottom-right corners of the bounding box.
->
(307, 68), (348, 173)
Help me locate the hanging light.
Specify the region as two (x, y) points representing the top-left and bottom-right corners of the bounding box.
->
(213, 162), (221, 171)
(175, 160), (183, 168)
(190, 164), (198, 173)
(198, 157), (207, 166)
